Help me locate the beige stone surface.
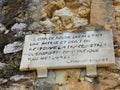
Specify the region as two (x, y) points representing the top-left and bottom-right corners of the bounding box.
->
(55, 69), (93, 90)
(78, 6), (90, 17)
(30, 0), (91, 32)
(114, 0), (120, 4)
(1, 0), (120, 90)
(0, 84), (33, 90)
(90, 0), (115, 30)
(100, 80), (119, 90)
(116, 17), (120, 30)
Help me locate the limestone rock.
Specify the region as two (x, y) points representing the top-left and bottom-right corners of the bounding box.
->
(115, 48), (120, 57)
(51, 16), (59, 22)
(64, 69), (91, 90)
(77, 0), (86, 3)
(0, 62), (5, 70)
(14, 31), (32, 38)
(52, 7), (74, 31)
(115, 6), (120, 16)
(55, 70), (66, 84)
(4, 30), (9, 34)
(61, 16), (72, 28)
(0, 78), (8, 85)
(82, 0), (91, 7)
(100, 80), (119, 90)
(73, 17), (88, 28)
(115, 86), (120, 90)
(110, 73), (120, 79)
(65, 23), (73, 29)
(0, 23), (6, 33)
(85, 77), (93, 83)
(2, 84), (33, 90)
(10, 75), (26, 82)
(11, 23), (27, 31)
(78, 6), (90, 17)
(115, 6), (120, 12)
(41, 3), (60, 18)
(51, 7), (89, 31)
(56, 69), (93, 90)
(66, 1), (82, 8)
(85, 25), (95, 30)
(28, 22), (41, 31)
(33, 0), (91, 32)
(40, 18), (54, 28)
(53, 19), (64, 31)
(51, 0), (65, 8)
(114, 0), (120, 5)
(116, 17), (120, 30)
(90, 0), (114, 30)
(114, 58), (120, 69)
(4, 41), (23, 54)
(54, 7), (74, 17)
(115, 12), (120, 17)
(40, 0), (65, 18)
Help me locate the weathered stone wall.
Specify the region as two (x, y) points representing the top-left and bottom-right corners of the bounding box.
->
(0, 0), (120, 90)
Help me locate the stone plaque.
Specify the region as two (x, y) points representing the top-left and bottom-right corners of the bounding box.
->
(20, 30), (115, 71)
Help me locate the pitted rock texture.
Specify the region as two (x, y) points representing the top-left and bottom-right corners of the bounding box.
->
(0, 0), (120, 90)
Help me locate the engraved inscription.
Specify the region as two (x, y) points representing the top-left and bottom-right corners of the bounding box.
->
(20, 31), (115, 71)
